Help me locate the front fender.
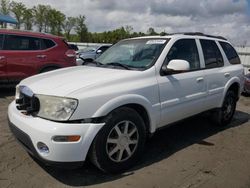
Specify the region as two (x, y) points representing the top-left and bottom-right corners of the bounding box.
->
(93, 94), (157, 133)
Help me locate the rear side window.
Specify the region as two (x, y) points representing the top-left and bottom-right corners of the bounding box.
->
(166, 39), (200, 70)
(219, 42), (241, 65)
(0, 34), (3, 50)
(41, 39), (56, 50)
(200, 39), (224, 69)
(4, 35), (41, 50)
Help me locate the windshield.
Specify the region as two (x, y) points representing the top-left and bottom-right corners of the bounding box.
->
(96, 38), (169, 70)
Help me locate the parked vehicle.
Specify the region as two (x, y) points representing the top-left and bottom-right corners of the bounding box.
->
(8, 33), (244, 173)
(76, 44), (111, 65)
(0, 29), (76, 83)
(243, 72), (250, 94)
(69, 44), (79, 51)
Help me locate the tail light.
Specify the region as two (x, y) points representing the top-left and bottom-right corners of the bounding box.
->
(65, 49), (76, 58)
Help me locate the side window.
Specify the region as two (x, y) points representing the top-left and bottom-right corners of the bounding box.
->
(4, 35), (40, 50)
(166, 39), (200, 70)
(41, 39), (56, 50)
(98, 46), (110, 52)
(219, 42), (241, 65)
(0, 34), (4, 50)
(200, 39), (224, 68)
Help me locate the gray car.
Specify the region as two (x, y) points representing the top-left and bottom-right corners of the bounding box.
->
(76, 44), (111, 65)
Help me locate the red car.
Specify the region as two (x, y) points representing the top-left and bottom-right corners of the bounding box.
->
(0, 29), (76, 83)
(244, 72), (250, 95)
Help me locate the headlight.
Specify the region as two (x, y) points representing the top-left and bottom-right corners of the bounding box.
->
(36, 95), (78, 121)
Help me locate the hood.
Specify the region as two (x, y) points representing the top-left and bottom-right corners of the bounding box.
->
(20, 66), (139, 97)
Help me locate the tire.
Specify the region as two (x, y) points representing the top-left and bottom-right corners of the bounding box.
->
(40, 67), (59, 73)
(89, 107), (146, 173)
(212, 90), (237, 126)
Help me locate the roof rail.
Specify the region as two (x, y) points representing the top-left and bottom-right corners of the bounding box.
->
(170, 32), (227, 40)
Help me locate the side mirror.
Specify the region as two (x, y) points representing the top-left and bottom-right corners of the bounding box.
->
(161, 59), (190, 75)
(96, 49), (102, 54)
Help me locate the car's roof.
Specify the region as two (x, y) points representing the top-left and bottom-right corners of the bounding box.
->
(0, 29), (63, 39)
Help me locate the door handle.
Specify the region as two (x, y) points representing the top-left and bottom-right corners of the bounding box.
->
(224, 73), (230, 77)
(196, 77), (204, 82)
(36, 55), (47, 58)
(0, 56), (5, 60)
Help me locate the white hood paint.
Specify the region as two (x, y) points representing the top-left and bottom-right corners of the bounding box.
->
(20, 66), (140, 96)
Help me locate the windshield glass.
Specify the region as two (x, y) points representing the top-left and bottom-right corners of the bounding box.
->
(96, 38), (169, 69)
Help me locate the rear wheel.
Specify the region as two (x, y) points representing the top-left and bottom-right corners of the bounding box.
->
(89, 107), (146, 173)
(212, 90), (237, 126)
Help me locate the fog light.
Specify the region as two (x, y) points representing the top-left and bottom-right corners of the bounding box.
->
(37, 142), (49, 154)
(53, 135), (81, 142)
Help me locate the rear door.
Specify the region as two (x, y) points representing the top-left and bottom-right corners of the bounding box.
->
(0, 34), (7, 81)
(3, 34), (43, 81)
(199, 39), (227, 108)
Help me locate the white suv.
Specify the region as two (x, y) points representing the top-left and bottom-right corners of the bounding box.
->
(8, 33), (244, 173)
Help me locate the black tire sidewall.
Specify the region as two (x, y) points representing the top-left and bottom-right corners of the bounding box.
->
(92, 107), (146, 173)
(219, 90), (237, 126)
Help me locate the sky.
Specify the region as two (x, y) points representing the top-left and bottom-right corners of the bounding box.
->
(15, 0), (250, 45)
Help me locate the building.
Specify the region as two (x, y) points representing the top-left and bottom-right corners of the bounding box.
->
(0, 14), (17, 27)
(235, 47), (250, 74)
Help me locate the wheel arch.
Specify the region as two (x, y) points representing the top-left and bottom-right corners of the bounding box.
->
(220, 77), (241, 106)
(38, 64), (62, 73)
(93, 94), (157, 134)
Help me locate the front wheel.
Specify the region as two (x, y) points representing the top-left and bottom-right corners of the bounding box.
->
(212, 90), (237, 126)
(89, 107), (146, 173)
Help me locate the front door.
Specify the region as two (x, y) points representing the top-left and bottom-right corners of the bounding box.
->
(156, 39), (207, 127)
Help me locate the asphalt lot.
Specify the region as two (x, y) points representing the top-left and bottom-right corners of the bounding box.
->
(0, 88), (250, 188)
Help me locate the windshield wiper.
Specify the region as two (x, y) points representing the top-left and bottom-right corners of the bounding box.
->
(105, 62), (131, 70)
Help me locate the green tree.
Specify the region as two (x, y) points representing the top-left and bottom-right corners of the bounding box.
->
(63, 17), (77, 40)
(75, 15), (88, 42)
(23, 8), (33, 30)
(47, 8), (65, 35)
(33, 4), (50, 32)
(125, 25), (133, 34)
(0, 0), (10, 14)
(10, 1), (26, 29)
(147, 27), (158, 35)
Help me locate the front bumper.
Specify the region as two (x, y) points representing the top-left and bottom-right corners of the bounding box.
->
(8, 101), (105, 164)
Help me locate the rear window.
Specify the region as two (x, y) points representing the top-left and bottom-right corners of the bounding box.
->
(200, 39), (224, 69)
(4, 35), (40, 50)
(41, 39), (56, 50)
(219, 42), (241, 65)
(0, 34), (3, 50)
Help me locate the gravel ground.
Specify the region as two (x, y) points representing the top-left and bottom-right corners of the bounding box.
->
(0, 88), (250, 188)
